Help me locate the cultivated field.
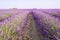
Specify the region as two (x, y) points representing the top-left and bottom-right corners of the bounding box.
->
(0, 9), (60, 40)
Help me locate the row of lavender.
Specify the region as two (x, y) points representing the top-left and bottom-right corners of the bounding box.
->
(0, 9), (29, 40)
(33, 10), (60, 40)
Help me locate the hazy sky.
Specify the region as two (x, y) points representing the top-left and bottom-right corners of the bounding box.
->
(0, 0), (60, 9)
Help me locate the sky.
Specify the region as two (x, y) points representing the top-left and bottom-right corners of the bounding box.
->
(0, 0), (60, 9)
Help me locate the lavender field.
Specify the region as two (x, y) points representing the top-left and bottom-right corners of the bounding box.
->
(0, 9), (60, 40)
